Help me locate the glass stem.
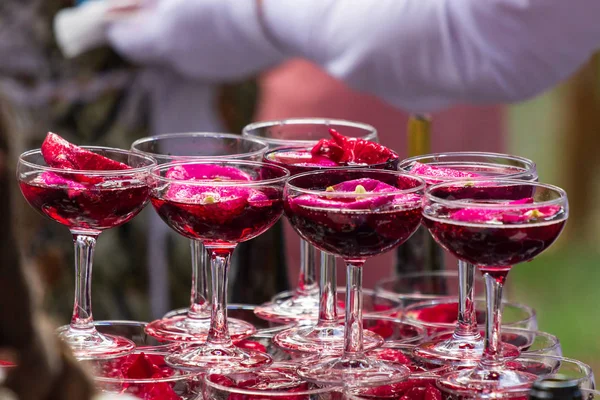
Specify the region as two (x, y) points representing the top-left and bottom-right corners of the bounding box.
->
(297, 239), (318, 297)
(188, 239), (210, 319)
(318, 253), (338, 323)
(206, 246), (235, 346)
(343, 260), (365, 358)
(453, 261), (480, 340)
(480, 270), (509, 367)
(70, 233), (99, 331)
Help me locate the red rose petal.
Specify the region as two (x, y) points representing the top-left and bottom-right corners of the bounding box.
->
(416, 303), (459, 324)
(370, 348), (412, 364)
(424, 385), (442, 400)
(125, 353), (162, 380)
(310, 129), (397, 165)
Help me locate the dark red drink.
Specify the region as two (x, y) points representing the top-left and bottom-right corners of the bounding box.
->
(19, 172), (150, 231)
(151, 188), (283, 246)
(285, 177), (422, 261)
(423, 216), (565, 267)
(286, 199), (422, 260)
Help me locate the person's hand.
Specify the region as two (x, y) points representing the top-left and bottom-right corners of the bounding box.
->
(106, 0), (285, 81)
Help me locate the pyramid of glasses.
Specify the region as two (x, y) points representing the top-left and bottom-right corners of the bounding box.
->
(11, 120), (593, 400)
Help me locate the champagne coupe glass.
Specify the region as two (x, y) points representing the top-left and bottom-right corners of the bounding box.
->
(400, 152), (537, 366)
(149, 160), (289, 371)
(422, 180), (568, 395)
(284, 169), (425, 386)
(131, 133), (268, 343)
(404, 298), (538, 335)
(18, 147), (156, 359)
(244, 119), (379, 323)
(264, 145), (398, 354)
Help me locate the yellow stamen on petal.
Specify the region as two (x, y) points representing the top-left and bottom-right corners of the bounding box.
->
(526, 209), (543, 219)
(204, 195), (216, 204)
(354, 185), (367, 194)
(326, 186), (335, 192)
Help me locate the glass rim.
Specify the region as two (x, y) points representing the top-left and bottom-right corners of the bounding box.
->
(375, 271), (485, 300)
(400, 151), (537, 181)
(242, 118), (378, 146)
(286, 169), (426, 198)
(94, 320), (148, 327)
(264, 145), (398, 171)
(363, 315), (428, 344)
(202, 364), (341, 395)
(344, 373), (443, 399)
(91, 351), (202, 384)
(150, 159), (291, 186)
(425, 179), (568, 210)
(429, 327), (560, 354)
(404, 297), (537, 328)
(130, 132), (269, 161)
(162, 304), (294, 336)
(18, 147), (157, 176)
(439, 355), (593, 398)
(517, 354), (593, 382)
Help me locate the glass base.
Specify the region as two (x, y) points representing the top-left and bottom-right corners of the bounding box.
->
(57, 325), (135, 360)
(438, 366), (538, 397)
(413, 335), (520, 366)
(274, 323), (384, 354)
(254, 293), (320, 323)
(297, 355), (411, 387)
(145, 315), (256, 343)
(165, 343), (272, 372)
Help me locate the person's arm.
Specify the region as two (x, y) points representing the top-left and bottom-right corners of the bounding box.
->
(260, 0), (600, 111)
(103, 0), (600, 112)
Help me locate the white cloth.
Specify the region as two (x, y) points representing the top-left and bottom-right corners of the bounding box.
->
(105, 0), (286, 81)
(96, 0), (600, 113)
(263, 0), (600, 112)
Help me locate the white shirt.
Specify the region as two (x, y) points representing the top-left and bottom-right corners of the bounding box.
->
(99, 0), (600, 113)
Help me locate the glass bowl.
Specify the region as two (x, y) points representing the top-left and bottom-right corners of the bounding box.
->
(86, 351), (202, 399)
(271, 287), (403, 319)
(162, 304), (292, 338)
(95, 321), (176, 352)
(375, 270), (521, 309)
(403, 298), (537, 335)
(428, 327), (561, 357)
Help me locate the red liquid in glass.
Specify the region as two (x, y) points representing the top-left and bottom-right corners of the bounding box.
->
(19, 178), (150, 231)
(265, 148), (399, 176)
(285, 199), (422, 260)
(423, 217), (566, 267)
(151, 193), (283, 246)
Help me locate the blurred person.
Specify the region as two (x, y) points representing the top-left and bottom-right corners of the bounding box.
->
(94, 0), (600, 113)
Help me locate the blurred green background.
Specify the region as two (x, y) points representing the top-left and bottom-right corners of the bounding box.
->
(507, 79), (600, 372)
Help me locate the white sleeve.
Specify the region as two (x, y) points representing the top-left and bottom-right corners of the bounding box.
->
(106, 0), (285, 81)
(262, 0), (600, 112)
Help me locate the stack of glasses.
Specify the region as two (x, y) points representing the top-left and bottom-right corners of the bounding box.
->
(13, 119), (593, 399)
